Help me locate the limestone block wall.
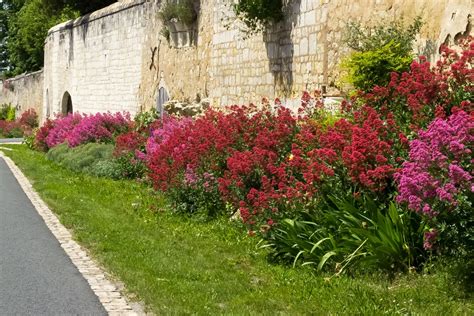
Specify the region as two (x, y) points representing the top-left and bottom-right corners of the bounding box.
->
(42, 0), (473, 122)
(205, 0), (473, 106)
(0, 70), (44, 119)
(43, 0), (151, 119)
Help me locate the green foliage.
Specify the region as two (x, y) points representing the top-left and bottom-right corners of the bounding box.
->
(158, 0), (197, 26)
(233, 0), (283, 33)
(6, 0), (79, 75)
(436, 190), (474, 258)
(114, 154), (147, 179)
(341, 17), (423, 92)
(2, 0), (115, 76)
(46, 142), (122, 179)
(265, 196), (424, 274)
(23, 128), (37, 149)
(0, 6), (10, 76)
(134, 108), (159, 130)
(341, 41), (414, 92)
(0, 103), (15, 121)
(3, 144), (473, 314)
(168, 180), (225, 218)
(344, 17), (423, 53)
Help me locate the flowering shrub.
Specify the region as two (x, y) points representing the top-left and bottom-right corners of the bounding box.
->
(0, 120), (23, 138)
(218, 106), (302, 226)
(66, 112), (132, 147)
(45, 113), (83, 148)
(225, 105), (403, 232)
(19, 109), (39, 130)
(114, 131), (148, 179)
(358, 37), (473, 132)
(395, 110), (473, 254)
(145, 109), (247, 215)
(37, 112), (133, 150)
(0, 108), (39, 138)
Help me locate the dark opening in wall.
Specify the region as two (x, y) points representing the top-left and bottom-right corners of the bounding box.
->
(61, 91), (73, 115)
(157, 87), (169, 117)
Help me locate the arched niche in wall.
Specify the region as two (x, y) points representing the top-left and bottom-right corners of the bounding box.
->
(46, 89), (50, 118)
(157, 87), (169, 117)
(156, 72), (169, 117)
(61, 91), (73, 115)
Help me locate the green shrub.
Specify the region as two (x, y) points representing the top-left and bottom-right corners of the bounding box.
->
(158, 0), (197, 26)
(341, 41), (414, 92)
(233, 0), (283, 33)
(341, 17), (422, 92)
(47, 143), (122, 179)
(134, 108), (159, 131)
(89, 159), (123, 179)
(0, 103), (16, 121)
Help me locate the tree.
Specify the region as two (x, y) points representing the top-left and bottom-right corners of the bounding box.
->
(3, 0), (117, 77)
(0, 6), (9, 76)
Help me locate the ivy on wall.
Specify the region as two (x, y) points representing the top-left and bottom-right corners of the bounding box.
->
(233, 0), (284, 33)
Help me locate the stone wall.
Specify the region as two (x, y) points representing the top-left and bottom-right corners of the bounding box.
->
(43, 0), (150, 119)
(43, 0), (473, 121)
(0, 70), (44, 119)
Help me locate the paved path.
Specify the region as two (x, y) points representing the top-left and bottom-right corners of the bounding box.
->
(0, 158), (107, 315)
(0, 138), (23, 144)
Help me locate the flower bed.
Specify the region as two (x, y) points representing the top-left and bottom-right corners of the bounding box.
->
(33, 38), (473, 274)
(0, 109), (38, 138)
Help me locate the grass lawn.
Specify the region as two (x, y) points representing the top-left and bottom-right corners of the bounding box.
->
(1, 144), (473, 315)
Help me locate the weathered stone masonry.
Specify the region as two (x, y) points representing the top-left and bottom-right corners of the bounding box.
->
(12, 0), (474, 122)
(0, 70), (43, 119)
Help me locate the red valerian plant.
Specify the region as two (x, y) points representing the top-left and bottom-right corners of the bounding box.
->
(66, 112), (132, 147)
(143, 92), (407, 232)
(45, 113), (83, 148)
(37, 112), (133, 149)
(34, 118), (55, 151)
(395, 109), (473, 254)
(19, 109), (39, 130)
(218, 94), (403, 232)
(357, 36), (473, 132)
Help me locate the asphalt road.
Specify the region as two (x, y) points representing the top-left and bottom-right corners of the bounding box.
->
(0, 158), (106, 315)
(0, 138), (23, 144)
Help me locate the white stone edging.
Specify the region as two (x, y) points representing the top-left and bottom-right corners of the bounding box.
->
(0, 151), (144, 315)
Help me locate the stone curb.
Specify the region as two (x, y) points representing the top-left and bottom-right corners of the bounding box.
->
(0, 151), (146, 315)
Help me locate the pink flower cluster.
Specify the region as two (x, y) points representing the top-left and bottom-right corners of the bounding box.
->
(395, 110), (473, 217)
(41, 112), (132, 149)
(67, 112), (132, 147)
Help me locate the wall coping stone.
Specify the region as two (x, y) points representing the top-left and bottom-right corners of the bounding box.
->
(47, 0), (148, 35)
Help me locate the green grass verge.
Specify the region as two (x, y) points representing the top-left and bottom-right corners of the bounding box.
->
(1, 145), (473, 315)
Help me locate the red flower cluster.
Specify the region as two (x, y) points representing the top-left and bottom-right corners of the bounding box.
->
(114, 131), (147, 158)
(18, 109), (39, 131)
(359, 37), (474, 132)
(34, 119), (55, 151)
(0, 109), (39, 138)
(145, 97), (400, 230)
